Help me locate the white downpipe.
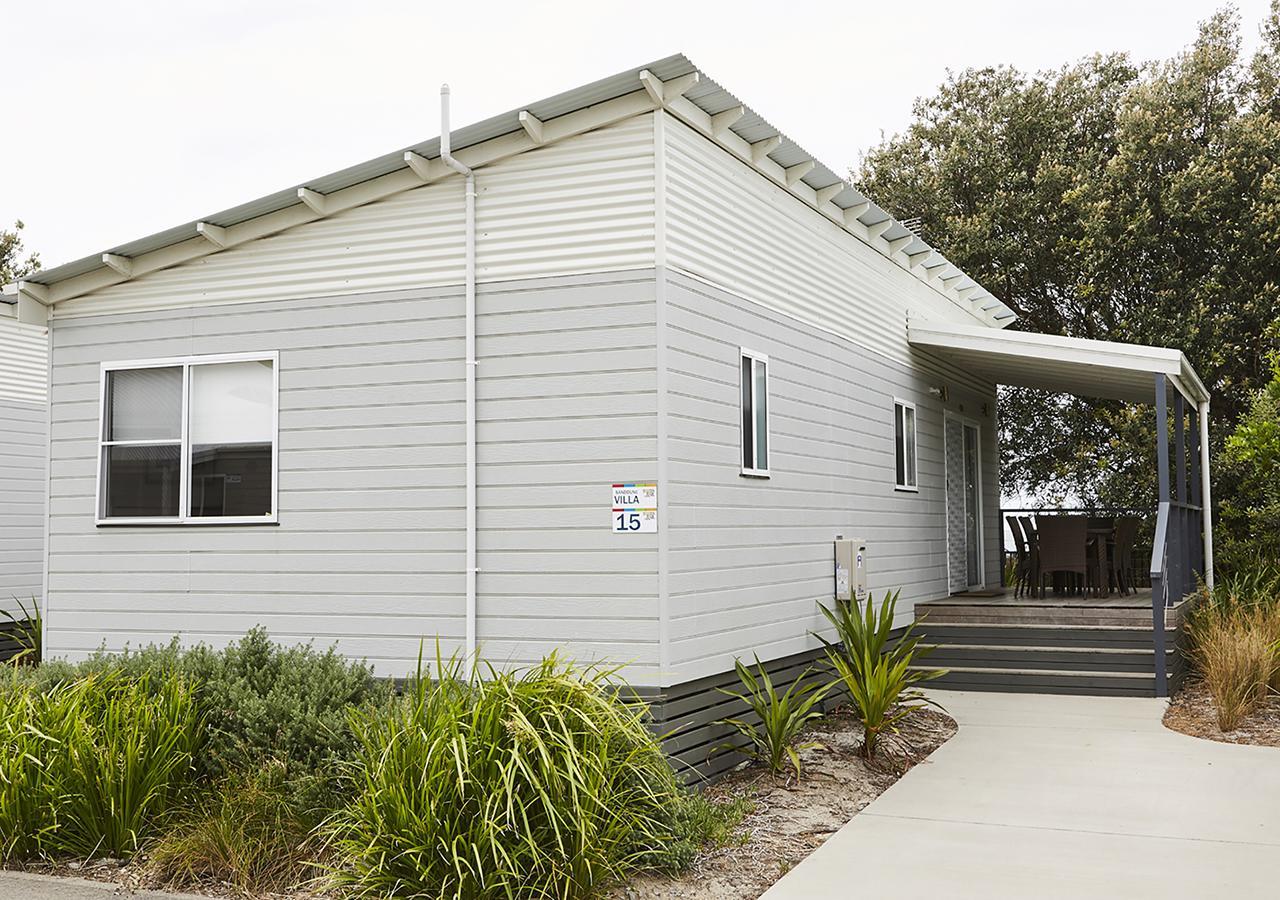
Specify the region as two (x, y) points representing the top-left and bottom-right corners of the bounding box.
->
(1199, 399), (1214, 590)
(440, 84), (478, 670)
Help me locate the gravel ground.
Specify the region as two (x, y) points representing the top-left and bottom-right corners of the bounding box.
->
(612, 705), (958, 900)
(1164, 678), (1280, 747)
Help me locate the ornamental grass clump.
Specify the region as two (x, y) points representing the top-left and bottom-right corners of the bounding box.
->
(0, 669), (202, 861)
(1188, 568), (1280, 730)
(816, 590), (944, 758)
(148, 761), (319, 897)
(325, 652), (692, 900)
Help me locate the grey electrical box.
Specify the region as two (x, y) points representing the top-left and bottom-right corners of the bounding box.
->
(834, 538), (868, 602)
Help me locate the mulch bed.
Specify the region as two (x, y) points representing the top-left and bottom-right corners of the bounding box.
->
(1164, 678), (1280, 748)
(613, 705), (957, 900)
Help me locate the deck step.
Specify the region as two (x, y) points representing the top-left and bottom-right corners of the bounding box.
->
(921, 644), (1173, 673)
(913, 665), (1156, 697)
(917, 623), (1176, 650)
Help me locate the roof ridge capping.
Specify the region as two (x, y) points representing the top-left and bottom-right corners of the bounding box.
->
(9, 53), (1015, 328)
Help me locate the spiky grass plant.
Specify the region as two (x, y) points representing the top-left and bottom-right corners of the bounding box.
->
(0, 670), (202, 861)
(816, 590), (944, 758)
(0, 597), (42, 665)
(325, 652), (692, 899)
(714, 655), (832, 779)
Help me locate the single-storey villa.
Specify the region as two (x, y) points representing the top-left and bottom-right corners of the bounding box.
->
(3, 55), (1212, 775)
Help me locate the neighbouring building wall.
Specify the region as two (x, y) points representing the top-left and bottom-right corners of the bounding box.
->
(0, 316), (48, 619)
(44, 271), (662, 680)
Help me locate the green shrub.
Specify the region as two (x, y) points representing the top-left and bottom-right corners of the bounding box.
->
(24, 628), (389, 811)
(147, 761), (318, 896)
(816, 590), (944, 758)
(0, 670), (202, 861)
(714, 656), (832, 779)
(638, 792), (752, 871)
(325, 653), (694, 899)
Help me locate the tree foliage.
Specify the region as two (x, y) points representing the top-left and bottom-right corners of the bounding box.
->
(0, 220), (40, 285)
(857, 5), (1280, 520)
(1217, 355), (1280, 568)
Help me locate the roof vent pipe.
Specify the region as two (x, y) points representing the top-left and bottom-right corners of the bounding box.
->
(440, 84), (479, 674)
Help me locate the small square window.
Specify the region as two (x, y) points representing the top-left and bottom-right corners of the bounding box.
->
(98, 354), (277, 524)
(741, 349), (769, 476)
(894, 400), (918, 491)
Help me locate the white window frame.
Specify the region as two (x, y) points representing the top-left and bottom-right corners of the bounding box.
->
(739, 348), (770, 478)
(95, 351), (279, 526)
(894, 398), (919, 492)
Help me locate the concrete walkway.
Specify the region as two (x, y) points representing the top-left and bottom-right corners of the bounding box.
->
(0, 871), (205, 899)
(763, 690), (1280, 900)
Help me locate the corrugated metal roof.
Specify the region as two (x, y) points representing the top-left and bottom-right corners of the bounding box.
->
(21, 53), (1014, 323)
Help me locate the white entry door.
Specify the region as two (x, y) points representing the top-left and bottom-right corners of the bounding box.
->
(945, 415), (984, 593)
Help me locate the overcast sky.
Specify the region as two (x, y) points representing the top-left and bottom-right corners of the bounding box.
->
(3, 0), (1273, 269)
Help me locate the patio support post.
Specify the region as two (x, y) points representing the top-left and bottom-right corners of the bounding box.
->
(1190, 403), (1202, 580)
(1200, 399), (1215, 590)
(1174, 393), (1187, 600)
(1152, 375), (1170, 698)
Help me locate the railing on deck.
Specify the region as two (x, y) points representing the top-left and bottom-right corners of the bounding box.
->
(1148, 499), (1204, 697)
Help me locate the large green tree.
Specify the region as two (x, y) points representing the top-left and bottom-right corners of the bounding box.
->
(857, 5), (1280, 525)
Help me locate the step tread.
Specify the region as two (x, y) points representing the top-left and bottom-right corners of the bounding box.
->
(911, 664), (1152, 680)
(917, 622), (1176, 632)
(921, 643), (1164, 655)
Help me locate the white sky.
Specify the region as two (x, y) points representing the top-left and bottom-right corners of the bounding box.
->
(3, 0), (1273, 269)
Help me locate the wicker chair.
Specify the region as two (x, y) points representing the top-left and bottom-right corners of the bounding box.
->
(1034, 515), (1089, 598)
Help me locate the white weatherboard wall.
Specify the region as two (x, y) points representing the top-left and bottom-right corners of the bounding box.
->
(659, 272), (999, 685)
(54, 115), (656, 320)
(0, 317), (48, 615)
(663, 114), (989, 375)
(45, 272), (660, 680)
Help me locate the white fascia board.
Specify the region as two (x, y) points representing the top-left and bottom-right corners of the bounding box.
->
(907, 322), (1206, 399)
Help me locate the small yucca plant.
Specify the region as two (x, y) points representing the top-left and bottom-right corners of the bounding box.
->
(816, 590), (944, 758)
(714, 655), (832, 780)
(1, 597), (42, 666)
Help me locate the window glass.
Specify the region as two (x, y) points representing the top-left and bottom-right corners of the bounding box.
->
(107, 367), (182, 441)
(189, 360), (274, 518)
(104, 444), (181, 518)
(895, 405), (906, 485)
(754, 359), (768, 470)
(904, 405), (917, 486)
(741, 355), (754, 469)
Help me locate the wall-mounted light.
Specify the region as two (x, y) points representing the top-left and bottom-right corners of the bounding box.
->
(928, 385), (949, 402)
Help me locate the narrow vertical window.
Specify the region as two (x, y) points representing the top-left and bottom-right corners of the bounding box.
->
(98, 353), (278, 523)
(894, 400), (918, 491)
(740, 349), (769, 476)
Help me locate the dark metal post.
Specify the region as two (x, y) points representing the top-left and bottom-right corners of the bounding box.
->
(1190, 410), (1202, 580)
(1174, 394), (1188, 599)
(1152, 375), (1170, 697)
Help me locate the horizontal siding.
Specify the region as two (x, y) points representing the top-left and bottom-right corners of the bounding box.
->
(663, 114), (990, 373)
(660, 271), (999, 685)
(0, 397), (46, 616)
(0, 317), (48, 403)
(46, 273), (661, 681)
(54, 115), (656, 320)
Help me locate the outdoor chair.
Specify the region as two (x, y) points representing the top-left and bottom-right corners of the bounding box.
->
(1112, 517), (1140, 595)
(1007, 516), (1030, 597)
(1034, 515), (1089, 598)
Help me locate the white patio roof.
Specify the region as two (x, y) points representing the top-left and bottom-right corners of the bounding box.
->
(908, 322), (1210, 405)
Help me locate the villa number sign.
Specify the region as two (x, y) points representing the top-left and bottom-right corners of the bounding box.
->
(611, 482), (657, 533)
